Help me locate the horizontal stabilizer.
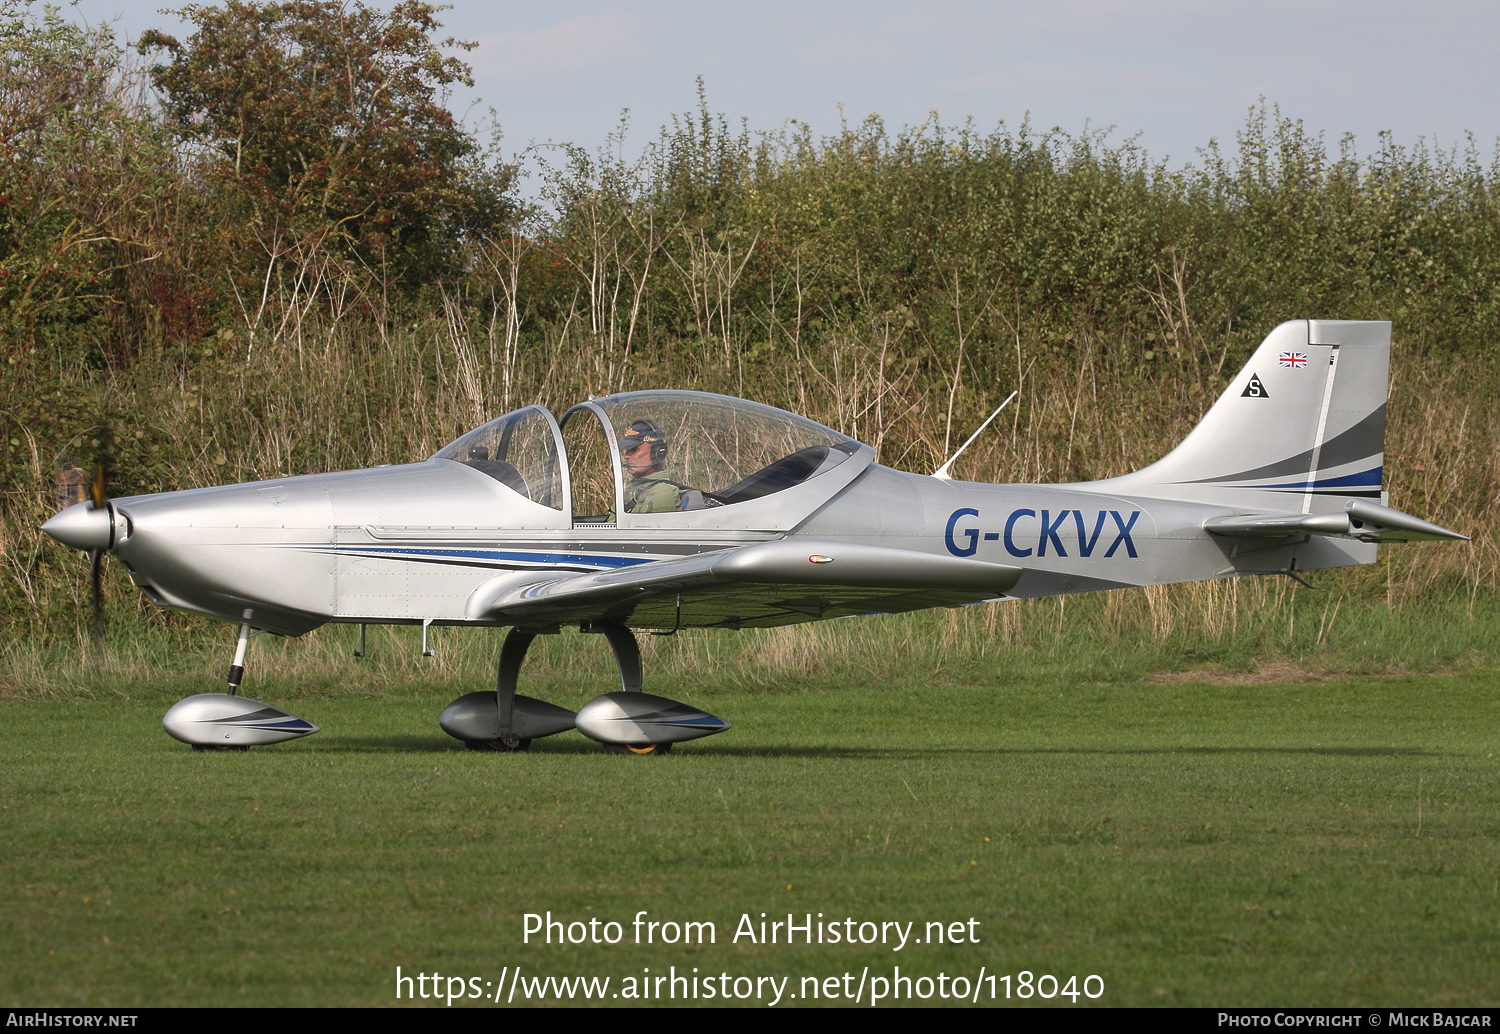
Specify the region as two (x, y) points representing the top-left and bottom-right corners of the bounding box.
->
(1346, 499), (1469, 541)
(466, 539), (1023, 621)
(1206, 500), (1467, 543)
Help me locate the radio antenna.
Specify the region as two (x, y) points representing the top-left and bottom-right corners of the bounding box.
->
(932, 390), (1017, 481)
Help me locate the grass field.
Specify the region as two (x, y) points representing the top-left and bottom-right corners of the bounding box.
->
(3, 608), (1499, 1008)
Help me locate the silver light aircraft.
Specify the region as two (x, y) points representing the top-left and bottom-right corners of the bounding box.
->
(41, 320), (1466, 754)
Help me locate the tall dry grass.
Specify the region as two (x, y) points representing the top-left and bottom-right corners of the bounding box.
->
(4, 572), (1488, 702)
(0, 314), (1491, 692)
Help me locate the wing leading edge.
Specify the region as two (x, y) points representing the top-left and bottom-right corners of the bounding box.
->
(465, 539), (1024, 631)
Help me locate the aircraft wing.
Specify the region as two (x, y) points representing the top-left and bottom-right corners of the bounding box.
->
(1205, 499), (1468, 543)
(465, 539), (1024, 630)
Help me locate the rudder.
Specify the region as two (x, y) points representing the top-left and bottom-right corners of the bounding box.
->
(1106, 319), (1389, 512)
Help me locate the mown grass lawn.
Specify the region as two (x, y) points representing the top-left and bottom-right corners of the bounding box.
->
(3, 669), (1498, 1007)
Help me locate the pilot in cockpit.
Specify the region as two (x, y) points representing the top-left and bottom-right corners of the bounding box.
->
(619, 418), (703, 512)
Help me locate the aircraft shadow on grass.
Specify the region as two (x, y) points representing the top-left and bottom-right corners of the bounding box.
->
(311, 737), (1442, 760)
(1009, 745), (1442, 758)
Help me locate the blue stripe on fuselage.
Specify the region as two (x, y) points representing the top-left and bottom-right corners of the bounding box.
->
(321, 546), (654, 569)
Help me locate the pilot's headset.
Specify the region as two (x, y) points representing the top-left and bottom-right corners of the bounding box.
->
(621, 418), (669, 466)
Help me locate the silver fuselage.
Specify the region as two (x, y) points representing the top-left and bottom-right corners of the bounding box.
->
(103, 454), (1368, 637)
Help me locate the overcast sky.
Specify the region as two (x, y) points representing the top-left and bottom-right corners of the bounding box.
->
(59, 0), (1500, 175)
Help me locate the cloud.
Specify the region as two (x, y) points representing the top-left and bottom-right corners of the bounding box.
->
(471, 12), (638, 75)
(1117, 70), (1176, 91)
(946, 63), (1093, 93)
(945, 62), (1176, 95)
(1002, 0), (1225, 32)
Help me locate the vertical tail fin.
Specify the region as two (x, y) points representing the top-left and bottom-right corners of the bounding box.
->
(1108, 320), (1389, 511)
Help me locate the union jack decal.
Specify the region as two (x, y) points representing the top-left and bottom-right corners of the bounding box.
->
(1279, 351), (1308, 368)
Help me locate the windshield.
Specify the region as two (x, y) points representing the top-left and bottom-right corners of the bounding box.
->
(431, 405), (565, 510)
(590, 391), (858, 513)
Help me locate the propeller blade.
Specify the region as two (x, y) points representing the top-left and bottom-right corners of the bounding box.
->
(90, 432), (110, 640)
(89, 546), (106, 640)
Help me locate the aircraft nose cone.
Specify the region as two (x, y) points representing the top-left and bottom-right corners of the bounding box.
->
(42, 502), (112, 551)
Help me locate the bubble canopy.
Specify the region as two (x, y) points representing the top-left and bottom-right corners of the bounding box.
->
(587, 391), (858, 508)
(431, 405), (567, 510)
(432, 391), (861, 522)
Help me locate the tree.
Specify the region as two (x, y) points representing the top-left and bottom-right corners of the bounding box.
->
(139, 1), (504, 290)
(0, 2), (191, 364)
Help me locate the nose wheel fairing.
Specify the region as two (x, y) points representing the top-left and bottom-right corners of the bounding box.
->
(161, 616), (321, 749)
(163, 694), (320, 747)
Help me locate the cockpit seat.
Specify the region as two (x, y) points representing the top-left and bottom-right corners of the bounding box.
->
(466, 460), (529, 498)
(707, 446), (830, 506)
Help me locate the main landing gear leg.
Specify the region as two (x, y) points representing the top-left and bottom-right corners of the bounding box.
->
(597, 623), (643, 693)
(489, 627), (536, 752)
(588, 623), (672, 756)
